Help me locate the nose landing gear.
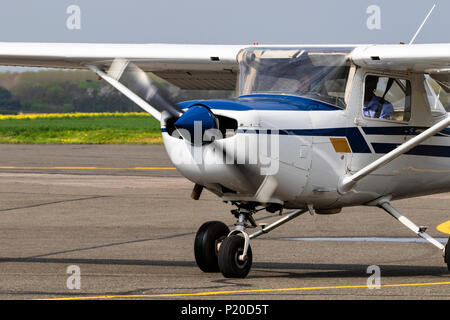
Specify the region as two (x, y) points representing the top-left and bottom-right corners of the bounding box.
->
(194, 205), (256, 278)
(194, 204), (307, 278)
(218, 235), (253, 278)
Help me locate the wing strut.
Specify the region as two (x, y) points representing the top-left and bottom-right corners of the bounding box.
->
(338, 116), (450, 193)
(371, 196), (445, 251)
(87, 64), (162, 121)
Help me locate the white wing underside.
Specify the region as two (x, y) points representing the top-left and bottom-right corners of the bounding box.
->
(0, 43), (246, 90)
(0, 42), (449, 90)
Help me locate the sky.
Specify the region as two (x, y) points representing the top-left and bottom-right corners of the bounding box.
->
(0, 0), (447, 45)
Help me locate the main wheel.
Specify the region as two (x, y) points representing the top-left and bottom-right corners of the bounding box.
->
(218, 235), (252, 278)
(194, 221), (230, 272)
(445, 237), (450, 272)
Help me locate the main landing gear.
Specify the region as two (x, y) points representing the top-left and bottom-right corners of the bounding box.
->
(376, 198), (450, 272)
(194, 204), (307, 278)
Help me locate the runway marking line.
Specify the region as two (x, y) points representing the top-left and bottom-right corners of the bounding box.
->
(0, 166), (176, 171)
(35, 281), (450, 300)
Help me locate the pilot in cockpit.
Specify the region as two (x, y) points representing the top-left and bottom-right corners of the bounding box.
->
(363, 75), (395, 120)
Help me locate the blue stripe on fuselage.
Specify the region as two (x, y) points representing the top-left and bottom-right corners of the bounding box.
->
(372, 143), (450, 158)
(236, 127), (372, 154)
(236, 127), (450, 158)
(362, 126), (450, 137)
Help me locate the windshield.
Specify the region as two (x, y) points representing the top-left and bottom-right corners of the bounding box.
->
(238, 47), (352, 108)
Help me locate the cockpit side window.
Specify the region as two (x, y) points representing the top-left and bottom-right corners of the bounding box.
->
(363, 75), (411, 122)
(424, 75), (449, 117)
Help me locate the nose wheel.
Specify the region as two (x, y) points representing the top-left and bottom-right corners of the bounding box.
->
(218, 235), (253, 278)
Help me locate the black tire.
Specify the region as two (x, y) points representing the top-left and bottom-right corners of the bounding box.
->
(194, 221), (230, 272)
(218, 235), (252, 278)
(445, 237), (450, 272)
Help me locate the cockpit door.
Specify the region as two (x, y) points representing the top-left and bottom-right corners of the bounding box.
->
(350, 73), (412, 173)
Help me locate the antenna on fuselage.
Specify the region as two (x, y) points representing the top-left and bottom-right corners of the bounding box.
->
(408, 4), (436, 45)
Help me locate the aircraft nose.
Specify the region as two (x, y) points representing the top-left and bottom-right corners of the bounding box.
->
(174, 105), (217, 143)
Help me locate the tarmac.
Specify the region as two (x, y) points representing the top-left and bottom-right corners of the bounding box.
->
(0, 144), (449, 300)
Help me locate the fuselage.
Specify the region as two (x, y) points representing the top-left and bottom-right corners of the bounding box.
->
(161, 50), (450, 211)
(162, 96), (450, 211)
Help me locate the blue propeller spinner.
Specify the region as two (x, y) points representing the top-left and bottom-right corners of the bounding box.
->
(174, 105), (217, 143)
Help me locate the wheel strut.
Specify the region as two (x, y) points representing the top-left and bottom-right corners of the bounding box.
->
(217, 206), (307, 278)
(228, 206), (257, 262)
(228, 229), (250, 262)
(229, 207), (308, 262)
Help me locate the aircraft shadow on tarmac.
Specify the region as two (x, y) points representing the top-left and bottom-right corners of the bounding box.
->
(0, 256), (447, 279)
(1, 227), (448, 280)
(1, 228), (448, 280)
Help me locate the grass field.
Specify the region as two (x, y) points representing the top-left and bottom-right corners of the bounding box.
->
(0, 113), (163, 144)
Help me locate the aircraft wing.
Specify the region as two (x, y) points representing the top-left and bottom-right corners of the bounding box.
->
(351, 44), (450, 92)
(0, 42), (246, 90)
(2, 42), (449, 91)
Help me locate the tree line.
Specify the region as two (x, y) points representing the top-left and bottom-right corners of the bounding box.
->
(6, 69), (445, 115)
(0, 70), (233, 114)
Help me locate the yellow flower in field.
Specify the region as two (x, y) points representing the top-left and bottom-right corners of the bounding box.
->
(0, 112), (151, 120)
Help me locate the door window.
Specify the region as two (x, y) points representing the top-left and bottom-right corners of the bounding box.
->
(363, 75), (411, 122)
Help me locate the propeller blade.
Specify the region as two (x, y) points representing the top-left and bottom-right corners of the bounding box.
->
(116, 61), (183, 119)
(214, 139), (278, 201)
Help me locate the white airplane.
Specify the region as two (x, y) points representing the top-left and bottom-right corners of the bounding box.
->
(0, 41), (449, 278)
